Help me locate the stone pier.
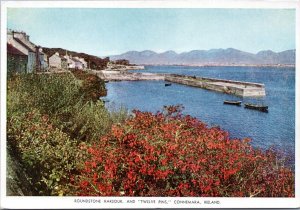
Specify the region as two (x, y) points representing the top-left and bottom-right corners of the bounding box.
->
(87, 70), (266, 97)
(165, 74), (266, 97)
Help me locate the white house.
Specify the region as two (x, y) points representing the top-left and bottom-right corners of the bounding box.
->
(72, 57), (84, 70)
(64, 55), (76, 69)
(49, 52), (62, 68)
(74, 57), (87, 69)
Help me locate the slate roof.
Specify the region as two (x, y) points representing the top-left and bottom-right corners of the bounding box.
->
(7, 43), (27, 56)
(13, 38), (35, 53)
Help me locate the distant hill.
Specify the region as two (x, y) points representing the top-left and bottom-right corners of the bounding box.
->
(43, 47), (109, 70)
(110, 48), (295, 66)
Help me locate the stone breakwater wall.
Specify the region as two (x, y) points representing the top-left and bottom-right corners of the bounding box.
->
(165, 74), (266, 97)
(87, 70), (265, 97)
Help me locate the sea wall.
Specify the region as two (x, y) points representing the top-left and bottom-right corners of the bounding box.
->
(88, 70), (266, 97)
(165, 74), (266, 97)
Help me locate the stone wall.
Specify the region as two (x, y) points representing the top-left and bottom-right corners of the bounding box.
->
(165, 75), (265, 97)
(89, 70), (266, 98)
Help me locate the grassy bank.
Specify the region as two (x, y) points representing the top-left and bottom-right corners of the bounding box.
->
(7, 71), (294, 197)
(7, 71), (127, 195)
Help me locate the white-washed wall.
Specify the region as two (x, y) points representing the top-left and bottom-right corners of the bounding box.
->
(49, 54), (62, 68)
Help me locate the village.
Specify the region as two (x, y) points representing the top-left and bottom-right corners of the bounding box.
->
(2, 5), (296, 204)
(6, 29), (138, 75)
(7, 29), (266, 98)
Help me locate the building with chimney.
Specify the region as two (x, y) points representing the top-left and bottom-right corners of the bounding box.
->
(7, 30), (48, 72)
(49, 52), (62, 68)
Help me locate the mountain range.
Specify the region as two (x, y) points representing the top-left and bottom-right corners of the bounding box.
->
(109, 48), (295, 66)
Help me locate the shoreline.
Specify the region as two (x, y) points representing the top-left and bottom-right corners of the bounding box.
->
(6, 68), (295, 197)
(87, 69), (266, 97)
(134, 64), (295, 68)
(102, 63), (295, 72)
(105, 64), (145, 71)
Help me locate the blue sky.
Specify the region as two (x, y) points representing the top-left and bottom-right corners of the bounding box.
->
(7, 8), (295, 56)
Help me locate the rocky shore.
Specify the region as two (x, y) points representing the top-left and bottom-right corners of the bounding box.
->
(105, 63), (145, 71)
(87, 69), (164, 81)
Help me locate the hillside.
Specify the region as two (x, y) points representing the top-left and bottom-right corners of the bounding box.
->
(43, 47), (110, 70)
(110, 48), (295, 66)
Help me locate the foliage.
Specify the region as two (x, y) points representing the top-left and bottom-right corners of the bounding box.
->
(69, 101), (117, 142)
(7, 72), (120, 143)
(7, 72), (128, 195)
(7, 73), (80, 116)
(75, 105), (294, 197)
(7, 109), (85, 195)
(72, 69), (107, 102)
(7, 72), (294, 197)
(112, 59), (130, 65)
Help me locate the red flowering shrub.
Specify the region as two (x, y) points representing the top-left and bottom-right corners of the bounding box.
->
(76, 105), (294, 197)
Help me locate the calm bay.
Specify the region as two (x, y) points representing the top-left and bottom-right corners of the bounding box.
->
(104, 65), (295, 164)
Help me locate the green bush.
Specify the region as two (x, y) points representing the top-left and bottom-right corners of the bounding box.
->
(7, 73), (80, 116)
(69, 101), (111, 142)
(6, 72), (129, 195)
(71, 69), (107, 102)
(66, 101), (128, 142)
(7, 109), (85, 195)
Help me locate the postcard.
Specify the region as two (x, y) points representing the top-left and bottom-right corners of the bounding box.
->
(1, 0), (299, 209)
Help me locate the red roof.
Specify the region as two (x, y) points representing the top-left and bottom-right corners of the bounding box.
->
(7, 43), (27, 56)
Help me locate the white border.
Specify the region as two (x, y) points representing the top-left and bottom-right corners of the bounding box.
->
(1, 0), (300, 8)
(1, 1), (299, 209)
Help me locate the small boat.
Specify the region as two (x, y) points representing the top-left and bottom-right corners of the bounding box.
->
(224, 100), (242, 106)
(244, 103), (268, 112)
(165, 83), (172, 87)
(104, 80), (109, 83)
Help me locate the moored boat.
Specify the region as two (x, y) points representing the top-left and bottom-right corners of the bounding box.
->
(223, 100), (242, 106)
(165, 83), (172, 87)
(244, 103), (268, 112)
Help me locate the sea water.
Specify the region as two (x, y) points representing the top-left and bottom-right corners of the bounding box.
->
(104, 66), (295, 164)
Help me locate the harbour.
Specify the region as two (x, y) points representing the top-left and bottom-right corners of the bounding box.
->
(103, 65), (295, 161)
(88, 68), (266, 97)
